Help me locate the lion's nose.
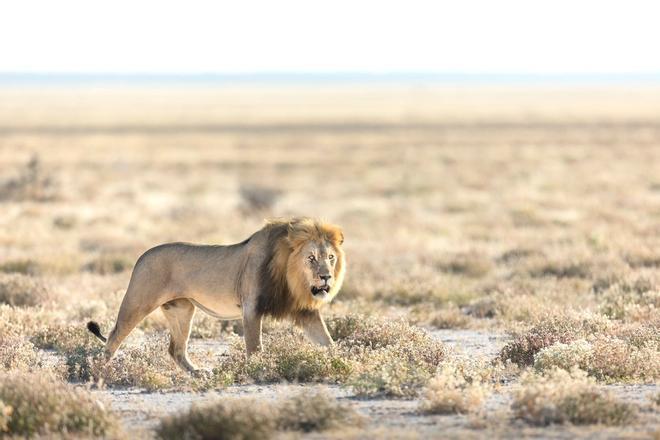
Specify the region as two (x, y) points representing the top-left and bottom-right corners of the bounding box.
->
(320, 275), (331, 282)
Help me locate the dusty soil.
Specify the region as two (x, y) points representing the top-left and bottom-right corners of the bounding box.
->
(97, 330), (659, 439)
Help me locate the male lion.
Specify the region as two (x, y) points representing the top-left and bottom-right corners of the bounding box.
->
(86, 217), (345, 374)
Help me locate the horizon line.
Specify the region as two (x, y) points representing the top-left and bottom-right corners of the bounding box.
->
(1, 71), (660, 86)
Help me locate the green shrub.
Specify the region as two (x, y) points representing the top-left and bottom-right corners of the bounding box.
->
(0, 371), (118, 437)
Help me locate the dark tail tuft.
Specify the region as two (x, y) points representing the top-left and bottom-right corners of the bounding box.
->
(87, 321), (107, 343)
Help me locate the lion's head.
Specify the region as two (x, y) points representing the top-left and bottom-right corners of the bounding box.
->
(262, 218), (346, 316)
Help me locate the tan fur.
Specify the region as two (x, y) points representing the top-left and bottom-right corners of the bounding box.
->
(269, 218), (345, 313)
(87, 217), (346, 374)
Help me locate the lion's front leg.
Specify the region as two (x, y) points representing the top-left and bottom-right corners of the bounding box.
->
(300, 310), (333, 347)
(242, 309), (263, 356)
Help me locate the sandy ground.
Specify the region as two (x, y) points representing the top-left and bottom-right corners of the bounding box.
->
(96, 330), (659, 439)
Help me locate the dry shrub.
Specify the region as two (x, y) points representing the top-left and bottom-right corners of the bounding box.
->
(0, 155), (58, 202)
(419, 363), (489, 414)
(63, 332), (229, 391)
(327, 315), (445, 359)
(348, 350), (433, 398)
(277, 389), (364, 432)
(83, 253), (134, 275)
(157, 397), (276, 440)
(218, 315), (445, 398)
(331, 316), (445, 398)
(0, 304), (62, 340)
(0, 400), (11, 433)
(526, 257), (592, 279)
(428, 304), (472, 329)
(225, 334), (351, 384)
(0, 336), (41, 371)
(372, 278), (479, 307)
(0, 259), (42, 275)
(652, 392), (660, 406)
(533, 339), (593, 373)
(435, 252), (493, 278)
(600, 279), (660, 322)
(587, 337), (659, 382)
(512, 368), (637, 426)
(624, 249), (660, 268)
(0, 273), (52, 307)
(238, 183), (281, 214)
(32, 322), (99, 353)
(0, 371), (118, 437)
(65, 334), (222, 391)
(531, 323), (659, 382)
(156, 390), (362, 440)
(500, 314), (612, 366)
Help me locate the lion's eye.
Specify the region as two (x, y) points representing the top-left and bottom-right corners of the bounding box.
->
(328, 255), (335, 260)
(308, 255), (316, 262)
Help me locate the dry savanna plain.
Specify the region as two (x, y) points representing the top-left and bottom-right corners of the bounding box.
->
(0, 85), (659, 438)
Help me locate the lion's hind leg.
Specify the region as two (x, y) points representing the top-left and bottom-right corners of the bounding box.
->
(161, 298), (200, 374)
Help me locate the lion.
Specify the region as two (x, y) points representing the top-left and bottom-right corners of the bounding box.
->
(86, 217), (345, 374)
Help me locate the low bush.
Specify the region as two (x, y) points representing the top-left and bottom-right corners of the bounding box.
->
(526, 258), (592, 279)
(532, 328), (659, 382)
(435, 252), (493, 278)
(277, 389), (364, 432)
(0, 400), (11, 433)
(349, 351), (433, 398)
(500, 314), (611, 366)
(217, 315), (445, 398)
(512, 368), (637, 426)
(0, 371), (118, 437)
(600, 280), (660, 322)
(156, 390), (362, 440)
(0, 274), (52, 307)
(418, 363), (489, 414)
(0, 336), (41, 371)
(83, 254), (134, 275)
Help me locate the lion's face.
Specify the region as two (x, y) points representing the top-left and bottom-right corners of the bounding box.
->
(296, 240), (340, 300)
(280, 219), (345, 307)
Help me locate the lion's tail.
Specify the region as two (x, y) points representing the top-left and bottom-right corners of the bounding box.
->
(86, 321), (107, 343)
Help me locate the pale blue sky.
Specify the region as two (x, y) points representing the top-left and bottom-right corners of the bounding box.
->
(1, 0), (658, 74)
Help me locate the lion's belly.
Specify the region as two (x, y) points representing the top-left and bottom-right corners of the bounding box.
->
(188, 292), (243, 320)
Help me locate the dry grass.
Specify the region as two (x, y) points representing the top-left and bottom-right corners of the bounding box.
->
(499, 314), (611, 366)
(500, 314), (659, 382)
(512, 368), (638, 426)
(0, 274), (53, 307)
(0, 371), (118, 437)
(156, 390), (362, 439)
(215, 315), (445, 398)
(1, 85), (660, 435)
(419, 363), (490, 414)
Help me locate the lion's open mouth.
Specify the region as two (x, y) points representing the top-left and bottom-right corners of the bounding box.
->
(311, 285), (330, 296)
